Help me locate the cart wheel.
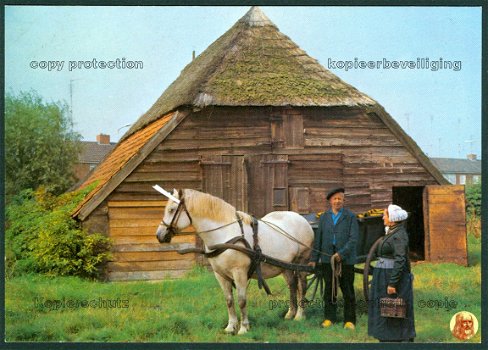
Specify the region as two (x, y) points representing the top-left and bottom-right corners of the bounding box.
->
(306, 267), (325, 302)
(363, 237), (383, 302)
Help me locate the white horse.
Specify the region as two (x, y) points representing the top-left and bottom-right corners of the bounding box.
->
(155, 188), (314, 335)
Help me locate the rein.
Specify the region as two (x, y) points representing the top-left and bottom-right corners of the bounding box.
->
(161, 190), (332, 263)
(162, 196), (332, 260)
(160, 190), (242, 239)
(330, 255), (342, 304)
(259, 219), (333, 258)
(162, 217), (240, 236)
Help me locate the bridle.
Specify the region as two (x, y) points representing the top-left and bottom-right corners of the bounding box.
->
(159, 189), (193, 241)
(158, 189), (241, 241)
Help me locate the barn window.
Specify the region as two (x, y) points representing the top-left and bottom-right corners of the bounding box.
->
(273, 187), (287, 207)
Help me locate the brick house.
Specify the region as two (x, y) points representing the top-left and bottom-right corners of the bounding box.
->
(430, 154), (482, 185)
(74, 134), (116, 182)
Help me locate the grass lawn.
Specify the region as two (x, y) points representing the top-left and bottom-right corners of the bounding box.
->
(5, 234), (481, 343)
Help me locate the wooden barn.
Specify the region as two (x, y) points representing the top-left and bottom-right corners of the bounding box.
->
(73, 7), (468, 281)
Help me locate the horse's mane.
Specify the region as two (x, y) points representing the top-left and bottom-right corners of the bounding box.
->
(184, 189), (252, 225)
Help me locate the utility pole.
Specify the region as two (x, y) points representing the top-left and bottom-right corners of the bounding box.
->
(465, 135), (475, 155)
(69, 79), (81, 123)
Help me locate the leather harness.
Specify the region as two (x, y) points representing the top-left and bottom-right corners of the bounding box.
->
(205, 213), (271, 295)
(163, 194), (272, 295)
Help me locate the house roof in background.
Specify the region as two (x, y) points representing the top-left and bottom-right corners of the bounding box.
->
(121, 6), (375, 140)
(430, 157), (482, 174)
(79, 141), (116, 164)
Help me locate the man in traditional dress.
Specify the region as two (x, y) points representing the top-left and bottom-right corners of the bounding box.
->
(309, 187), (358, 330)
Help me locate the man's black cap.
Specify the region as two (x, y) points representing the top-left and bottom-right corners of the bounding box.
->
(326, 187), (345, 200)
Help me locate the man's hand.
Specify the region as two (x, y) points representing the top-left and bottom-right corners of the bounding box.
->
(332, 253), (341, 262)
(308, 261), (316, 268)
(387, 286), (397, 294)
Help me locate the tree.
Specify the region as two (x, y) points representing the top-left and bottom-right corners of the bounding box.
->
(5, 90), (82, 198)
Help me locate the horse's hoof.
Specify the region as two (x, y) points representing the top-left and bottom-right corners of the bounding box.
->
(284, 310), (296, 320)
(294, 314), (306, 321)
(224, 324), (237, 334)
(237, 327), (248, 335)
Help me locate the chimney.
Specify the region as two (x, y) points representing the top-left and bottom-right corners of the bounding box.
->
(467, 154), (477, 161)
(97, 134), (110, 145)
(192, 50), (196, 60)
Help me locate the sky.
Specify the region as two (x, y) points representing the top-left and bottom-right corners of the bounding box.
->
(5, 6), (482, 159)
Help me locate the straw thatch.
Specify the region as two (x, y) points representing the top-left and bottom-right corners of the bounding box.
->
(122, 6), (375, 140)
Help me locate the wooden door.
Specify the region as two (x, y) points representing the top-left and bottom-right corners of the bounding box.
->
(201, 155), (248, 211)
(270, 114), (304, 150)
(247, 154), (289, 216)
(423, 185), (468, 266)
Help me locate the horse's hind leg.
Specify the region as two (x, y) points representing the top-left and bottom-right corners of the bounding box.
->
(294, 272), (307, 320)
(282, 270), (298, 320)
(233, 269), (250, 335)
(214, 272), (238, 333)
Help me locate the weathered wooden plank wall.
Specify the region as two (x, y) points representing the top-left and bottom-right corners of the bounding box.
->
(91, 106), (440, 280)
(103, 201), (198, 281)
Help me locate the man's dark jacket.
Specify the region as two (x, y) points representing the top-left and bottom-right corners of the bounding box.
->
(311, 208), (359, 265)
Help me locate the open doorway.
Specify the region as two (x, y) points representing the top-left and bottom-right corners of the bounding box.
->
(392, 186), (425, 261)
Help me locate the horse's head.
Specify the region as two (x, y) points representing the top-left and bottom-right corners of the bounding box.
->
(156, 189), (192, 243)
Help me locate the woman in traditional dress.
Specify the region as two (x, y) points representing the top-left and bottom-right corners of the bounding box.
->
(368, 204), (416, 342)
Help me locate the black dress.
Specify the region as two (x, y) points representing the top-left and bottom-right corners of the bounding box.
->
(368, 222), (416, 341)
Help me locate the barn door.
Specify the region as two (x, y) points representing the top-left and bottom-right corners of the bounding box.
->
(423, 185), (467, 266)
(200, 155), (248, 211)
(247, 154), (289, 216)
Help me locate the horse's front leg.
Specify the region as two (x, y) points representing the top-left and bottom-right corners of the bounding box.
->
(233, 269), (250, 335)
(214, 272), (238, 334)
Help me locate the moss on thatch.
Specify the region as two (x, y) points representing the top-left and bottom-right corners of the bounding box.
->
(122, 7), (375, 140)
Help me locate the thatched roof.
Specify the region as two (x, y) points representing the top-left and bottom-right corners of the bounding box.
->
(122, 6), (375, 140)
(73, 7), (448, 220)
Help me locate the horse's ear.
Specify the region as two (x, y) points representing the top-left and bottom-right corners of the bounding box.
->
(173, 189), (179, 198)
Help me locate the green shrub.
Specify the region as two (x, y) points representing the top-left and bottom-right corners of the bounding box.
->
(465, 181), (481, 217)
(6, 184), (111, 278)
